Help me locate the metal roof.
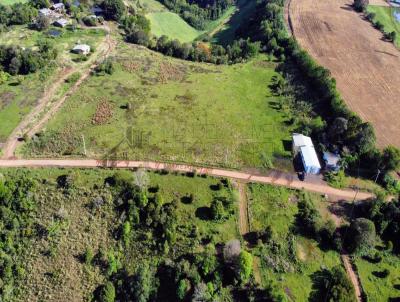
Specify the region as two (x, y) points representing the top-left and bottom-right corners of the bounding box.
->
(292, 133), (313, 148)
(300, 145), (321, 169)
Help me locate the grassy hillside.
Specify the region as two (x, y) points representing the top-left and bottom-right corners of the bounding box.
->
(22, 43), (294, 169)
(0, 27), (105, 144)
(367, 5), (400, 47)
(146, 11), (203, 42)
(249, 184), (342, 301)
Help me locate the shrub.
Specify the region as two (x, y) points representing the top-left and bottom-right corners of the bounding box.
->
(101, 282), (116, 302)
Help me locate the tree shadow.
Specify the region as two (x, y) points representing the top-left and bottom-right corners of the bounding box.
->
(309, 269), (331, 302)
(195, 206), (212, 220)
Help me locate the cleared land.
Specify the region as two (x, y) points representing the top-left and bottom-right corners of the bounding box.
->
(367, 5), (400, 47)
(146, 11), (203, 42)
(290, 0), (400, 148)
(22, 43), (294, 169)
(0, 0), (27, 4)
(0, 26), (106, 146)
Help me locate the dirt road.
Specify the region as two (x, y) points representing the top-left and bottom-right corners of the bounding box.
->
(342, 254), (363, 302)
(289, 0), (400, 147)
(0, 159), (374, 201)
(1, 24), (116, 159)
(236, 181), (250, 235)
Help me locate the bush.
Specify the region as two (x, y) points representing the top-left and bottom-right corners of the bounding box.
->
(347, 218), (376, 255)
(65, 72), (81, 83)
(101, 282), (116, 302)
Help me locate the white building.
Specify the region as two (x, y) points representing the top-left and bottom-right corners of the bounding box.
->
(72, 44), (91, 55)
(53, 18), (69, 27)
(52, 3), (65, 12)
(39, 8), (52, 17)
(292, 133), (321, 175)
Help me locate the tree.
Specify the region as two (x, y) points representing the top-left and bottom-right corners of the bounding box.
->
(132, 262), (154, 302)
(296, 192), (321, 236)
(102, 0), (125, 20)
(312, 266), (356, 302)
(354, 0), (369, 12)
(35, 14), (50, 31)
(101, 282), (116, 302)
(30, 0), (50, 8)
(236, 250), (253, 283)
(176, 279), (189, 300)
(223, 239), (241, 264)
(133, 169), (149, 191)
(380, 146), (400, 171)
(348, 218), (376, 255)
(210, 198), (226, 221)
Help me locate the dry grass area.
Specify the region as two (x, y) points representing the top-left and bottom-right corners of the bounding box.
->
(290, 0), (400, 147)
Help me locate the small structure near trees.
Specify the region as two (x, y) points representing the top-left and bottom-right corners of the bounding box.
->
(72, 44), (91, 55)
(53, 18), (68, 27)
(51, 2), (65, 12)
(323, 152), (341, 172)
(292, 133), (321, 175)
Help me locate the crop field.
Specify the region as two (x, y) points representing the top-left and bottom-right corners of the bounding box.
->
(22, 43), (293, 169)
(248, 184), (341, 301)
(367, 5), (400, 47)
(146, 11), (203, 42)
(0, 26), (106, 145)
(289, 0), (400, 148)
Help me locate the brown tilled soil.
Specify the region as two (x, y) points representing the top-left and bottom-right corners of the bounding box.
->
(92, 99), (114, 125)
(290, 0), (400, 147)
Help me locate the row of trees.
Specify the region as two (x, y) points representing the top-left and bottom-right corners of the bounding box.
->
(159, 0), (234, 29)
(0, 39), (58, 75)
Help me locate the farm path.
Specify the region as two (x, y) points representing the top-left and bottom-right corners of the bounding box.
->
(236, 181), (250, 235)
(0, 159), (374, 201)
(341, 254), (363, 302)
(1, 23), (116, 159)
(289, 0), (400, 148)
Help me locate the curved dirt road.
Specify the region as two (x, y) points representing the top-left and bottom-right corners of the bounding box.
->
(1, 24), (116, 159)
(289, 0), (400, 148)
(0, 159), (373, 201)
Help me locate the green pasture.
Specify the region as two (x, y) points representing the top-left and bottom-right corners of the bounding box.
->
(367, 5), (400, 47)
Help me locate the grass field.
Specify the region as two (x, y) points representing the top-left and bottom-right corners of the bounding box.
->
(0, 0), (27, 4)
(22, 43), (293, 169)
(146, 11), (203, 42)
(356, 250), (400, 301)
(248, 184), (341, 301)
(0, 26), (105, 144)
(367, 5), (400, 48)
(0, 167), (238, 301)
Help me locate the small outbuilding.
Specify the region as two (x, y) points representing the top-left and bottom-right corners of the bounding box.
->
(52, 3), (65, 12)
(91, 6), (104, 15)
(323, 152), (341, 172)
(292, 133), (321, 175)
(39, 8), (52, 17)
(53, 18), (69, 27)
(72, 44), (91, 55)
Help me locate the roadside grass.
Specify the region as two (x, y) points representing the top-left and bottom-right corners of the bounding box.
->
(367, 5), (400, 47)
(355, 250), (400, 301)
(0, 0), (27, 4)
(23, 43), (293, 169)
(248, 184), (341, 301)
(0, 26), (106, 145)
(0, 167), (239, 300)
(146, 11), (203, 42)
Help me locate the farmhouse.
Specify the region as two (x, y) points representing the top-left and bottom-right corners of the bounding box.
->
(53, 18), (69, 27)
(292, 133), (321, 175)
(52, 3), (65, 12)
(72, 44), (91, 55)
(38, 8), (52, 17)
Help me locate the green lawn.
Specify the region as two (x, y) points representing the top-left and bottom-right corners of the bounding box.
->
(146, 11), (203, 42)
(248, 184), (342, 301)
(22, 43), (293, 169)
(0, 26), (105, 145)
(356, 251), (400, 301)
(367, 5), (400, 47)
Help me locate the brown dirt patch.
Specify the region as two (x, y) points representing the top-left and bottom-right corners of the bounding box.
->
(290, 0), (400, 147)
(92, 99), (114, 125)
(157, 62), (187, 83)
(0, 91), (15, 109)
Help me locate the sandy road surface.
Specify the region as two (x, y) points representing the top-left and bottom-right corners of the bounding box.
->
(290, 0), (400, 148)
(342, 254), (363, 302)
(0, 159), (374, 201)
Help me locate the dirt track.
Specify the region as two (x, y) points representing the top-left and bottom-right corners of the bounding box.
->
(290, 0), (400, 148)
(0, 159), (374, 200)
(1, 24), (116, 159)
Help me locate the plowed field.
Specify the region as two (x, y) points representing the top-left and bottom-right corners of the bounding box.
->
(289, 0), (400, 147)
